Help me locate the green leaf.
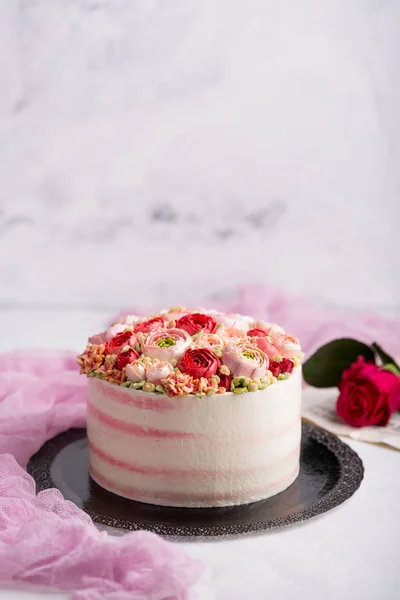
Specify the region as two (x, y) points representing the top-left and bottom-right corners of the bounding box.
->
(303, 338), (375, 388)
(371, 342), (399, 369)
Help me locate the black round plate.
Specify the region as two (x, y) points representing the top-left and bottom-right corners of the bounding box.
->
(27, 422), (363, 538)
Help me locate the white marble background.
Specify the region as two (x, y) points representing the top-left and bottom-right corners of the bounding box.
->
(0, 0), (399, 314)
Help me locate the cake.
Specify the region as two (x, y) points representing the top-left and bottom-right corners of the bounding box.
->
(78, 307), (303, 508)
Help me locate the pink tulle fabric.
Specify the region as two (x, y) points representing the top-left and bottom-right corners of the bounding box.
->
(1, 285), (399, 598)
(0, 350), (203, 599)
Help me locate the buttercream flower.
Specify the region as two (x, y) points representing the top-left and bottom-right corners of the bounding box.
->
(176, 313), (218, 336)
(162, 372), (196, 397)
(281, 358), (294, 374)
(77, 343), (106, 375)
(116, 314), (141, 327)
(247, 328), (267, 338)
(88, 331), (107, 344)
(208, 312), (249, 332)
(105, 324), (127, 341)
(105, 330), (133, 354)
(126, 361), (146, 382)
(220, 327), (246, 342)
(116, 347), (139, 370)
(222, 340), (269, 379)
(218, 373), (233, 392)
(134, 317), (167, 334)
(253, 336), (281, 359)
(160, 307), (191, 321)
(255, 321), (285, 336)
(195, 332), (224, 350)
(178, 348), (221, 379)
(141, 328), (192, 361)
(271, 333), (301, 358)
(146, 361), (174, 385)
(268, 360), (281, 377)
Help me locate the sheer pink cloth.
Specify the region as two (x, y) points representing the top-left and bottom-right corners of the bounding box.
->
(0, 351), (203, 599)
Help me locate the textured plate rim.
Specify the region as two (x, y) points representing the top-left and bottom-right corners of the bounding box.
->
(28, 422), (364, 537)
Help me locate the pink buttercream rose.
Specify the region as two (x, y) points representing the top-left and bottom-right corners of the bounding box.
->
(134, 317), (167, 334)
(220, 328), (246, 342)
(255, 321), (285, 336)
(146, 361), (174, 385)
(115, 314), (141, 327)
(141, 328), (192, 361)
(253, 336), (281, 359)
(88, 331), (106, 344)
(195, 333), (224, 350)
(125, 361), (146, 382)
(222, 340), (269, 379)
(105, 323), (128, 341)
(271, 332), (301, 358)
(208, 311), (250, 332)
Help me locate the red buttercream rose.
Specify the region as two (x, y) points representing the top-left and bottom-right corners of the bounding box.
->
(105, 330), (132, 354)
(134, 317), (167, 334)
(247, 328), (267, 338)
(176, 313), (218, 336)
(116, 348), (139, 370)
(178, 348), (221, 378)
(268, 360), (281, 377)
(281, 358), (294, 374)
(337, 357), (400, 428)
(218, 373), (233, 392)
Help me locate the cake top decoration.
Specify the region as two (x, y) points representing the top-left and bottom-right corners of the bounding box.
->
(77, 307), (303, 397)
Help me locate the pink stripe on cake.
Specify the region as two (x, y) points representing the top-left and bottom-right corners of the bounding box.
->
(92, 378), (177, 412)
(275, 414), (301, 436)
(88, 440), (300, 478)
(88, 401), (301, 442)
(89, 464), (299, 505)
(87, 402), (200, 439)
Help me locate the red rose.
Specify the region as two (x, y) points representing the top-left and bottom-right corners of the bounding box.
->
(247, 328), (267, 338)
(105, 330), (132, 354)
(176, 313), (218, 336)
(337, 357), (400, 428)
(178, 348), (221, 378)
(218, 373), (233, 392)
(281, 358), (294, 374)
(268, 360), (281, 377)
(116, 348), (139, 370)
(134, 317), (166, 334)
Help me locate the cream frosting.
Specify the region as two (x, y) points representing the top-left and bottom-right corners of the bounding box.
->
(87, 366), (302, 508)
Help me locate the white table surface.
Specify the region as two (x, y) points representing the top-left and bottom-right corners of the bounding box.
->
(1, 310), (399, 600)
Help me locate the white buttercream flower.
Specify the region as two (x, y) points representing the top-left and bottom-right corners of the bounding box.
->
(126, 361), (146, 382)
(146, 361), (174, 385)
(208, 311), (250, 332)
(116, 314), (141, 327)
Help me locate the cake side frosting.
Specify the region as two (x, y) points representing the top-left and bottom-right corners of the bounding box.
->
(87, 366), (302, 507)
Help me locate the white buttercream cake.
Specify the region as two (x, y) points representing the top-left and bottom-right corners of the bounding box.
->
(78, 307), (303, 508)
